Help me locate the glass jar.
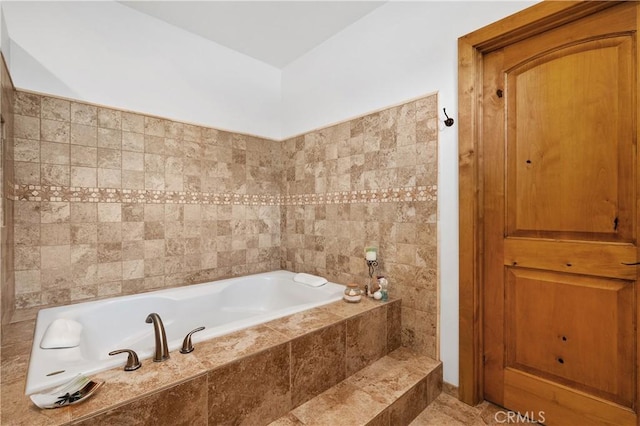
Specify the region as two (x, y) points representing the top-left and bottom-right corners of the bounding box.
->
(343, 282), (362, 303)
(378, 276), (389, 301)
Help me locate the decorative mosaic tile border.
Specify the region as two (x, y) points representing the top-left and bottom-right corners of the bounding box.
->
(11, 184), (437, 205)
(12, 184), (280, 205)
(281, 186), (437, 205)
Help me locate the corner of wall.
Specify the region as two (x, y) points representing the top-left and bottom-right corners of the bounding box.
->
(0, 49), (15, 326)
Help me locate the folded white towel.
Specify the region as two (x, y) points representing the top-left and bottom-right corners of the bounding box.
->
(40, 318), (83, 349)
(293, 273), (328, 287)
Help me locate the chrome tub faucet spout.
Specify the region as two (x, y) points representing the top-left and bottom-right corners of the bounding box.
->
(145, 313), (170, 362)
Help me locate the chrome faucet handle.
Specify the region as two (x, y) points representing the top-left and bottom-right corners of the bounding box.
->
(180, 326), (205, 354)
(109, 349), (141, 371)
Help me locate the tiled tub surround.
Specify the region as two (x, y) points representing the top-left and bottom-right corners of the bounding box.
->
(281, 96), (438, 358)
(1, 54), (16, 325)
(10, 89), (283, 319)
(8, 90), (439, 363)
(11, 200), (282, 320)
(0, 298), (433, 425)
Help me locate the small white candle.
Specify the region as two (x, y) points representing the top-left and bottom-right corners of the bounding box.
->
(365, 248), (377, 261)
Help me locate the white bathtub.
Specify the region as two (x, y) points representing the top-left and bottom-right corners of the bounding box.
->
(25, 270), (344, 395)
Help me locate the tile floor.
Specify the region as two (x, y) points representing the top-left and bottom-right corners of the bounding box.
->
(411, 393), (507, 426)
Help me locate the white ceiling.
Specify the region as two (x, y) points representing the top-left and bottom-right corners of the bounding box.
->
(119, 1), (386, 69)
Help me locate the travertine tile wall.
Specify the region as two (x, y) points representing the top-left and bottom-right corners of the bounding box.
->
(280, 95), (438, 357)
(0, 55), (15, 325)
(7, 89), (439, 359)
(10, 91), (282, 317)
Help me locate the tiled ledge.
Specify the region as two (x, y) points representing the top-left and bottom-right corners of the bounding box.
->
(271, 347), (443, 426)
(1, 297), (401, 425)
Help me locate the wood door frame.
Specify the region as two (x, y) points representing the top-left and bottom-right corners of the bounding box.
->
(457, 0), (625, 406)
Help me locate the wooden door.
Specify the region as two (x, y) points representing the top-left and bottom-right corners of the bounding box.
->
(482, 3), (638, 425)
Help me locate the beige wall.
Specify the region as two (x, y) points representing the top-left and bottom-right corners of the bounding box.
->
(7, 89), (438, 358)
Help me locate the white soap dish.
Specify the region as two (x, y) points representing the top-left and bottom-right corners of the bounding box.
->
(30, 374), (104, 409)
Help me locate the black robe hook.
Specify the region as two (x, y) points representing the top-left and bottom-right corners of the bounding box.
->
(443, 108), (454, 127)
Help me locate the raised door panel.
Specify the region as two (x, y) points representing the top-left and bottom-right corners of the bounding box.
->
(505, 267), (635, 406)
(506, 37), (634, 241)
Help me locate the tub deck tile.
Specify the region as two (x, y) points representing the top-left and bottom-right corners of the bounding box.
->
(346, 305), (387, 376)
(194, 324), (289, 370)
(387, 347), (442, 375)
(0, 379), (71, 426)
(346, 349), (431, 405)
(1, 288), (399, 426)
(290, 322), (346, 407)
(320, 297), (386, 319)
(265, 308), (344, 339)
(1, 340), (32, 385)
(386, 301), (402, 352)
(289, 381), (386, 426)
(69, 374), (209, 426)
(269, 413), (305, 426)
(207, 342), (291, 426)
(68, 350), (209, 420)
(1, 320), (35, 346)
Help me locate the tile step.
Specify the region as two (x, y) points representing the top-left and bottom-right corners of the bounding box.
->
(270, 347), (443, 426)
